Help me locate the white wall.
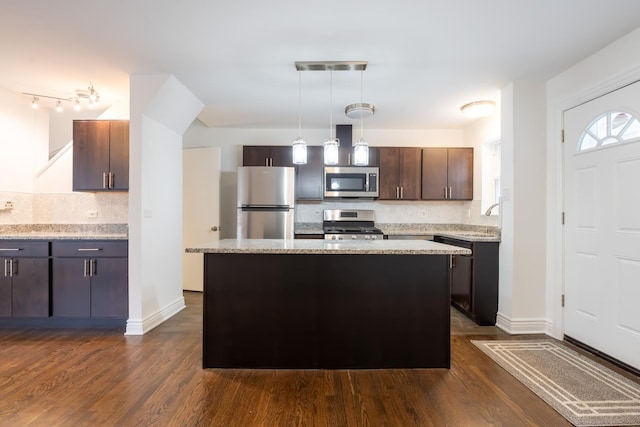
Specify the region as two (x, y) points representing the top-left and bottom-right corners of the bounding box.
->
(496, 80), (548, 334)
(126, 74), (203, 335)
(0, 87), (48, 193)
(545, 27), (640, 338)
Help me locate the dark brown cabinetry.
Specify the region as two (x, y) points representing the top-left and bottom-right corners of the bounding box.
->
(243, 145), (324, 200)
(378, 147), (422, 200)
(0, 241), (50, 318)
(73, 120), (129, 191)
(295, 146), (324, 200)
(435, 236), (498, 325)
(242, 146), (293, 167)
(422, 148), (473, 200)
(335, 124), (380, 166)
(52, 241), (128, 319)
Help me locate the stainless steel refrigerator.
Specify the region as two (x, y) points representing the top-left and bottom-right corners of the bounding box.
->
(237, 166), (295, 239)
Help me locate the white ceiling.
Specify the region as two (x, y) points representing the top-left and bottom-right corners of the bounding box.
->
(2, 1), (640, 130)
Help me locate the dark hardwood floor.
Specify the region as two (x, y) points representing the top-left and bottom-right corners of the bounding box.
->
(0, 292), (573, 426)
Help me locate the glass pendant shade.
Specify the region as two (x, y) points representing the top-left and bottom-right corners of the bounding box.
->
(323, 139), (340, 165)
(292, 138), (307, 165)
(353, 138), (369, 166)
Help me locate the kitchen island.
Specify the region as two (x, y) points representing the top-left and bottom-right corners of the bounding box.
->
(186, 239), (470, 369)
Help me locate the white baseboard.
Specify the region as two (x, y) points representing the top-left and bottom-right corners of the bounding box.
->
(124, 296), (186, 335)
(495, 312), (549, 335)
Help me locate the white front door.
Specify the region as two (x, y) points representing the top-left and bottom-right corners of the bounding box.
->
(183, 147), (221, 291)
(563, 80), (640, 370)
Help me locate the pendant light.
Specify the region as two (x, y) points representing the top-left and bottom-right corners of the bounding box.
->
(352, 70), (371, 166)
(324, 69), (340, 165)
(292, 70), (307, 165)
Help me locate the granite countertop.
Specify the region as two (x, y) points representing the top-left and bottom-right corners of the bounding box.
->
(186, 238), (471, 255)
(294, 222), (501, 243)
(0, 224), (128, 241)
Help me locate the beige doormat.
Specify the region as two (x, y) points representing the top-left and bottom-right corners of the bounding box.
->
(472, 340), (640, 426)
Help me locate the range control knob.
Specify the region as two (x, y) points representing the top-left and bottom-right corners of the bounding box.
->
(364, 235), (371, 240)
(351, 235), (357, 240)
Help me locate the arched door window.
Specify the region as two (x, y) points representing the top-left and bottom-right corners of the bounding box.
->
(579, 111), (640, 151)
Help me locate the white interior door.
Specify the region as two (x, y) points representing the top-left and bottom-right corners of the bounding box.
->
(183, 147), (221, 291)
(563, 80), (640, 370)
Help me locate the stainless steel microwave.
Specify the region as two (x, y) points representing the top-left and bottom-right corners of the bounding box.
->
(324, 166), (379, 198)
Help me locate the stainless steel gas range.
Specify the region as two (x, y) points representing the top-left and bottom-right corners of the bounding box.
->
(322, 209), (384, 241)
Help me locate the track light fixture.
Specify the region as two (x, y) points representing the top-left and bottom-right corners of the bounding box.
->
(22, 82), (100, 112)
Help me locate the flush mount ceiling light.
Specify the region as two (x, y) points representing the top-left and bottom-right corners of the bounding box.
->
(460, 100), (496, 118)
(22, 82), (100, 112)
(345, 103), (375, 119)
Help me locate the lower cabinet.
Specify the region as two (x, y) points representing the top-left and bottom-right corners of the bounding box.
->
(435, 236), (499, 326)
(52, 241), (128, 319)
(0, 241), (50, 318)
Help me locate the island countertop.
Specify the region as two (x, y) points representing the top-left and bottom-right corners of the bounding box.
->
(186, 238), (471, 255)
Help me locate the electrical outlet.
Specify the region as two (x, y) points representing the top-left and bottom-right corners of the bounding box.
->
(4, 201), (13, 209)
(87, 210), (98, 218)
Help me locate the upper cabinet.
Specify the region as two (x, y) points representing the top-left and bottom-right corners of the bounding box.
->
(378, 147), (422, 200)
(296, 146), (324, 200)
(243, 145), (322, 200)
(335, 124), (379, 166)
(243, 146), (293, 167)
(422, 148), (473, 200)
(73, 120), (129, 191)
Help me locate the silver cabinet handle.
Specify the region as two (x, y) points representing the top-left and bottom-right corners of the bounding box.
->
(78, 248), (101, 251)
(90, 259), (96, 277)
(396, 187), (399, 199)
(0, 248), (21, 251)
(83, 259), (89, 277)
(211, 226), (219, 232)
(400, 187), (404, 199)
(449, 187), (452, 199)
(103, 172), (108, 189)
(3, 259), (7, 277)
(6, 259), (13, 277)
(444, 187), (448, 198)
(109, 172), (114, 189)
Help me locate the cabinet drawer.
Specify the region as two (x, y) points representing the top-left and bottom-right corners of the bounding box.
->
(52, 241), (128, 257)
(0, 241), (49, 257)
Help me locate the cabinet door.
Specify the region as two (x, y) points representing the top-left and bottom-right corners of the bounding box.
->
(91, 258), (128, 318)
(242, 146), (271, 166)
(378, 147), (400, 199)
(0, 263), (11, 317)
(53, 258), (91, 318)
(108, 121), (130, 190)
(421, 148), (449, 200)
(398, 148), (422, 200)
(447, 148), (473, 200)
(11, 258), (49, 317)
(296, 146), (324, 200)
(73, 121), (111, 191)
(451, 254), (473, 312)
(269, 146), (294, 167)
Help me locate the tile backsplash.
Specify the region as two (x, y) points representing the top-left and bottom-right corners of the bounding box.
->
(0, 191), (128, 224)
(296, 199), (500, 227)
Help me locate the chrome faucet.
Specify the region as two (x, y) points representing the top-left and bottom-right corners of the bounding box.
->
(485, 202), (500, 216)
